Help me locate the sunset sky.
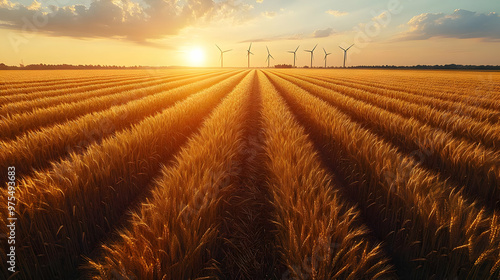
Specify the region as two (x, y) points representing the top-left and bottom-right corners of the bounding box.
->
(1, 0), (499, 67)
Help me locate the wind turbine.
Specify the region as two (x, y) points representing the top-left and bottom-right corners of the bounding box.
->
(216, 44), (232, 68)
(339, 44), (354, 68)
(288, 45), (299, 67)
(246, 43), (254, 68)
(304, 44), (317, 68)
(266, 46), (274, 68)
(323, 48), (331, 68)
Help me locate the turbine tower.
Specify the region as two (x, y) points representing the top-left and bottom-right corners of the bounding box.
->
(288, 45), (299, 67)
(247, 43), (254, 68)
(266, 46), (274, 68)
(304, 44), (317, 68)
(216, 44), (232, 68)
(323, 48), (331, 68)
(339, 44), (354, 68)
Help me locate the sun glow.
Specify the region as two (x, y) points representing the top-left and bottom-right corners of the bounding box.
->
(187, 47), (205, 67)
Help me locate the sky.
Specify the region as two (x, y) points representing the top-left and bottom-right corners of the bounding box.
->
(0, 0), (499, 67)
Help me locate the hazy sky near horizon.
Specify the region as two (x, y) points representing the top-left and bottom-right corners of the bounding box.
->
(1, 0), (499, 67)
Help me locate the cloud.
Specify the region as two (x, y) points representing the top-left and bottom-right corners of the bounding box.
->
(0, 0), (252, 43)
(261, 11), (276, 18)
(326, 10), (348, 17)
(312, 27), (334, 38)
(256, 0), (263, 3)
(0, 0), (15, 8)
(400, 9), (500, 40)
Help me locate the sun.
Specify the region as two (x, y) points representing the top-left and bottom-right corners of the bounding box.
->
(187, 47), (205, 67)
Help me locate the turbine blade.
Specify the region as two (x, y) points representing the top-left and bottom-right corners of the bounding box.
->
(216, 44), (222, 52)
(295, 45), (300, 52)
(323, 48), (327, 55)
(346, 44), (354, 50)
(266, 46), (270, 54)
(339, 46), (346, 51)
(248, 42), (252, 51)
(312, 44), (317, 51)
(270, 54), (274, 59)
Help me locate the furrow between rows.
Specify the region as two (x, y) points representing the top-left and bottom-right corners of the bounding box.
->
(258, 71), (396, 279)
(0, 70), (222, 114)
(87, 71), (256, 279)
(0, 71), (227, 141)
(0, 70), (248, 280)
(265, 70), (500, 279)
(273, 71), (500, 210)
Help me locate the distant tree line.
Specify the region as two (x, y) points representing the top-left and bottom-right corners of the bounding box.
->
(351, 64), (500, 70)
(274, 64), (293, 68)
(0, 63), (173, 70)
(0, 62), (499, 70)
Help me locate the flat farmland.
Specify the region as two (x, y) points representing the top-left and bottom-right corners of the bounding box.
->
(1, 69), (500, 279)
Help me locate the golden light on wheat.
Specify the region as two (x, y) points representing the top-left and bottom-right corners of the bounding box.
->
(0, 69), (499, 279)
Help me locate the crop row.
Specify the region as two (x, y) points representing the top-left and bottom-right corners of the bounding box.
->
(0, 74), (150, 96)
(0, 74), (155, 106)
(277, 71), (500, 150)
(308, 70), (500, 103)
(265, 71), (500, 279)
(89, 71), (395, 279)
(0, 70), (220, 114)
(272, 71), (500, 209)
(0, 70), (202, 95)
(0, 70), (247, 279)
(89, 71), (257, 279)
(0, 69), (147, 86)
(0, 70), (241, 183)
(286, 71), (500, 123)
(0, 73), (145, 91)
(257, 71), (394, 279)
(0, 71), (226, 140)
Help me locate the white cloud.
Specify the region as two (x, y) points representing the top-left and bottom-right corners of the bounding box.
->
(256, 0), (263, 3)
(400, 9), (500, 40)
(0, 0), (14, 8)
(0, 0), (253, 44)
(326, 10), (348, 17)
(313, 27), (335, 38)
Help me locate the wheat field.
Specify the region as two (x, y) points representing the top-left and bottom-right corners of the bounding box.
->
(1, 69), (499, 280)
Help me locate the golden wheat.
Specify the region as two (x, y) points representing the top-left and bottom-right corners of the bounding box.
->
(258, 71), (395, 279)
(0, 71), (225, 140)
(264, 70), (500, 279)
(271, 71), (500, 208)
(89, 71), (255, 279)
(0, 69), (498, 280)
(274, 71), (500, 149)
(0, 70), (247, 279)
